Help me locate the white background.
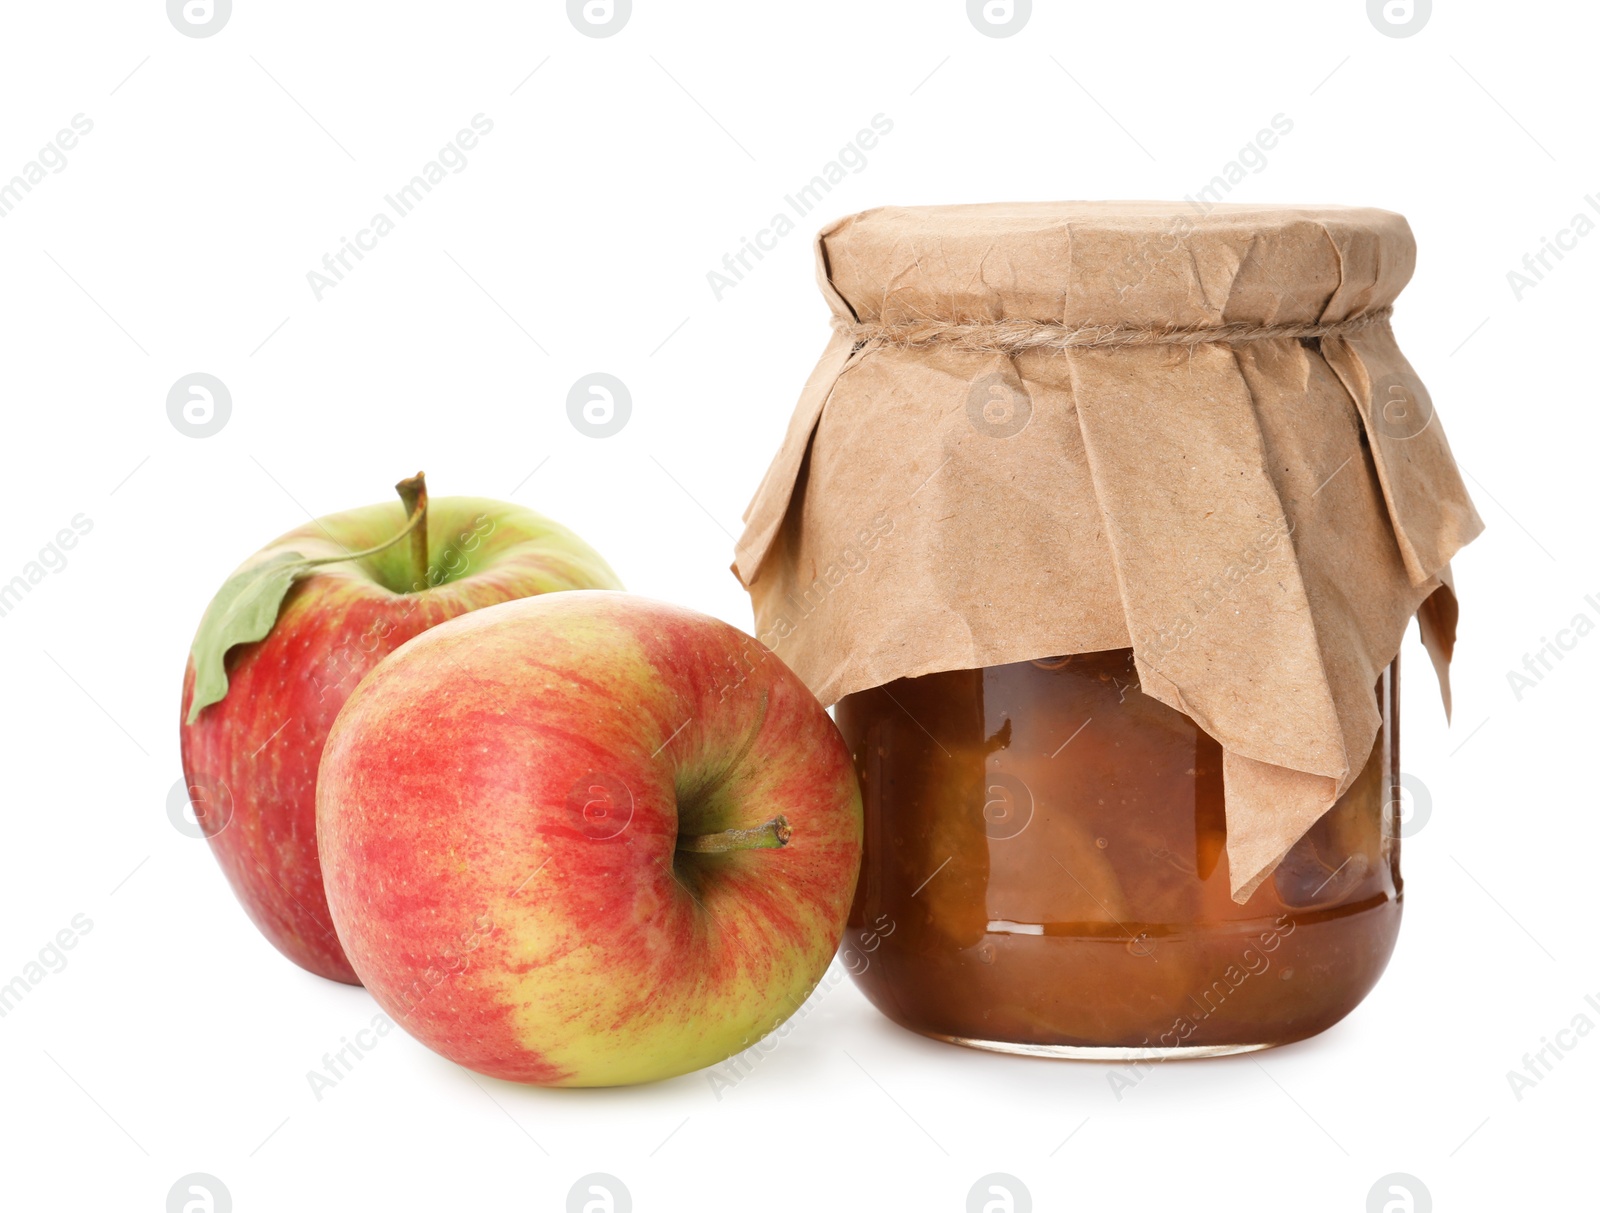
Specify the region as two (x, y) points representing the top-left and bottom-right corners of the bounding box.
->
(0, 1), (1593, 1210)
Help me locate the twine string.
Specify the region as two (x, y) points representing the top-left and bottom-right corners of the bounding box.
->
(834, 305), (1394, 354)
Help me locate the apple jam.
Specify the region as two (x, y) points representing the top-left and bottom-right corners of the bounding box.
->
(835, 649), (1401, 1057)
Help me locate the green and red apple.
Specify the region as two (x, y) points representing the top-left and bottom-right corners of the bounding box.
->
(316, 591), (863, 1085)
(179, 476), (621, 984)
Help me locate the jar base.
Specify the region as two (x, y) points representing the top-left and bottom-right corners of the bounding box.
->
(924, 1032), (1278, 1061)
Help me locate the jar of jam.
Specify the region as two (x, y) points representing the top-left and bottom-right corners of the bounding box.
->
(735, 203), (1482, 1057)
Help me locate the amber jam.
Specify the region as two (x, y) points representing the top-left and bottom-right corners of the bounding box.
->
(835, 650), (1401, 1058)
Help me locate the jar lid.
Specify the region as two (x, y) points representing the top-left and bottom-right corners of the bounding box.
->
(819, 201), (1413, 332)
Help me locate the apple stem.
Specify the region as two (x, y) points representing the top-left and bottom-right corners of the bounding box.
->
(676, 815), (792, 854)
(394, 472), (429, 590)
(302, 493), (428, 569)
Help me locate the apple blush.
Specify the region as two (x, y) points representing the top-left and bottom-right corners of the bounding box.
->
(315, 591), (864, 1086)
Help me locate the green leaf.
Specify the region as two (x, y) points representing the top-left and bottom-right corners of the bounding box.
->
(186, 551), (316, 724)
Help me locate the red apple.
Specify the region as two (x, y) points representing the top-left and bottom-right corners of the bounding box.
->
(315, 591), (863, 1086)
(179, 480), (621, 984)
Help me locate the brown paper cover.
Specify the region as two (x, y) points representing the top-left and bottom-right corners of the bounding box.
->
(735, 202), (1483, 901)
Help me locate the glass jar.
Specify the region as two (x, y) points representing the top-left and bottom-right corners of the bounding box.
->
(735, 202), (1482, 1060)
(836, 649), (1401, 1058)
